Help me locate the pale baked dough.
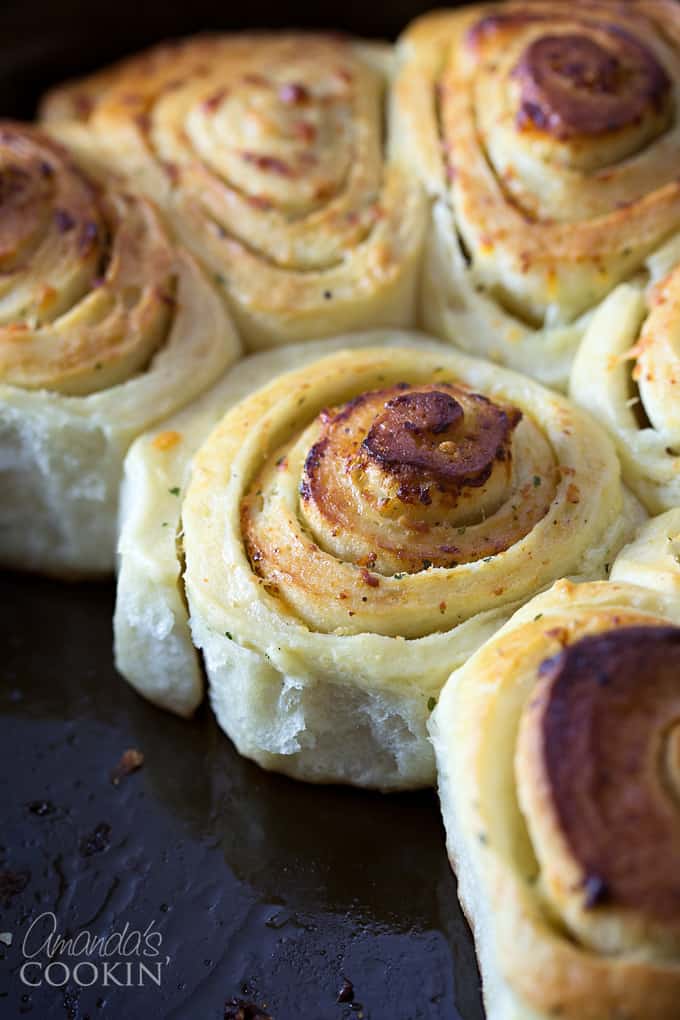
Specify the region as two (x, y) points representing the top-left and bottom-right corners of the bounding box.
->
(41, 34), (427, 351)
(430, 512), (680, 1020)
(570, 235), (680, 514)
(0, 122), (239, 576)
(123, 333), (642, 789)
(393, 1), (680, 389)
(115, 334), (396, 717)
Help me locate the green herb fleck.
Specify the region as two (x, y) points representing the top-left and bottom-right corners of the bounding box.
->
(422, 559), (432, 570)
(427, 696), (437, 712)
(169, 486), (180, 496)
(533, 476), (541, 487)
(224, 631), (232, 640)
(534, 613), (543, 621)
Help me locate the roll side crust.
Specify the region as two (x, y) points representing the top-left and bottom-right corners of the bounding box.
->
(430, 513), (680, 1018)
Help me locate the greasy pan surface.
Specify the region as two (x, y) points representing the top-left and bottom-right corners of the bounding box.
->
(0, 575), (482, 1019)
(0, 3), (483, 1018)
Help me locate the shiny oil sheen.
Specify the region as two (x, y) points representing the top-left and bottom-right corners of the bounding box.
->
(0, 4), (481, 1017)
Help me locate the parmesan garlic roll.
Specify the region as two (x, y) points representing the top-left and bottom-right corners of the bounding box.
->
(41, 33), (426, 351)
(116, 332), (640, 788)
(0, 122), (239, 576)
(394, 0), (680, 388)
(430, 510), (680, 1020)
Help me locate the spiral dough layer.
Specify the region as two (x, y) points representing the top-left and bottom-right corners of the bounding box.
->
(181, 339), (639, 789)
(0, 122), (175, 395)
(571, 241), (680, 514)
(41, 34), (426, 350)
(0, 121), (238, 576)
(430, 510), (680, 1019)
(394, 0), (680, 387)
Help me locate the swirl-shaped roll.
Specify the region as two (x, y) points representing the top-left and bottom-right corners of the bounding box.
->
(148, 334), (640, 790)
(394, 0), (680, 388)
(571, 236), (680, 513)
(0, 121), (239, 576)
(41, 33), (426, 350)
(429, 511), (680, 1020)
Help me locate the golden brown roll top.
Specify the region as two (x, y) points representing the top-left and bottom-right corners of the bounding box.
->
(294, 383), (530, 571)
(0, 120), (238, 577)
(241, 377), (554, 634)
(176, 338), (641, 790)
(227, 342), (628, 644)
(430, 552), (680, 1019)
(517, 625), (680, 960)
(482, 9), (671, 150)
(0, 122), (176, 395)
(394, 0), (680, 385)
(41, 34), (426, 349)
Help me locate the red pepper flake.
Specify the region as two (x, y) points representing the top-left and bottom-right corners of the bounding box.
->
(162, 161), (180, 185)
(110, 748), (145, 786)
(157, 289), (176, 308)
(134, 112), (151, 132)
(360, 568), (380, 588)
(566, 483), (580, 504)
(279, 82), (310, 105)
(241, 151), (292, 176)
(224, 1000), (272, 1020)
(546, 626), (569, 647)
(439, 601), (447, 614)
(242, 73), (269, 87)
(202, 88), (228, 112)
(294, 120), (317, 143)
(337, 978), (354, 1004)
(246, 194), (273, 211)
(74, 94), (94, 118)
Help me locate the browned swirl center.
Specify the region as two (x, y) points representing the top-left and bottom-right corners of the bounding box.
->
(535, 626), (680, 922)
(513, 32), (671, 138)
(361, 389), (520, 500)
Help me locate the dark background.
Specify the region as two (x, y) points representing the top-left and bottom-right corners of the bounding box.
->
(0, 3), (484, 1019)
(1, 1), (437, 119)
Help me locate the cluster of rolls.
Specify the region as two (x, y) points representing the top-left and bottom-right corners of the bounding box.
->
(5, 1), (680, 1015)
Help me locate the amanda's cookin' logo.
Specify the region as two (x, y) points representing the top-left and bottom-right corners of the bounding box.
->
(17, 911), (170, 988)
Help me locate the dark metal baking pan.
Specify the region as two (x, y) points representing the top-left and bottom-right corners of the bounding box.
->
(0, 5), (483, 1018)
